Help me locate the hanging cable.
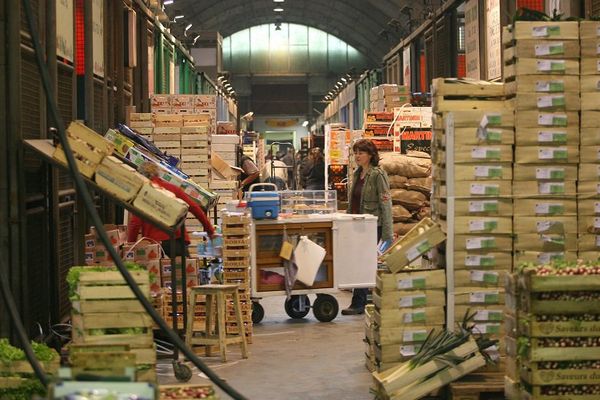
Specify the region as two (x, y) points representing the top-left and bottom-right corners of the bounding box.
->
(21, 0), (247, 398)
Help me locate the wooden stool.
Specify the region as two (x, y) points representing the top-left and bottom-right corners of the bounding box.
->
(185, 284), (248, 362)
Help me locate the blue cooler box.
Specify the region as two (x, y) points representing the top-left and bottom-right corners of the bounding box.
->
(248, 183), (280, 219)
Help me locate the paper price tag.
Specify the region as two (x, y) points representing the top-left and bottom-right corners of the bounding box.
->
(537, 252), (565, 263)
(532, 25), (560, 37)
(469, 200), (499, 213)
(474, 165), (503, 178)
(397, 277), (426, 290)
(534, 42), (564, 56)
(403, 310), (426, 323)
(474, 310), (503, 321)
(536, 80), (565, 92)
(537, 95), (565, 109)
(474, 323), (501, 335)
(466, 255), (496, 267)
(535, 203), (564, 215)
(538, 131), (567, 144)
(537, 220), (556, 233)
(470, 270), (499, 284)
(538, 147), (567, 160)
(466, 237), (496, 250)
(470, 291), (499, 304)
(472, 147), (500, 159)
(399, 295), (427, 308)
(539, 182), (565, 195)
(406, 240), (431, 261)
(403, 330), (428, 343)
(470, 184), (499, 196)
(400, 345), (418, 357)
(536, 167), (565, 180)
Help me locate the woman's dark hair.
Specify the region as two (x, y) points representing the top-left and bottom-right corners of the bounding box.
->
(352, 139), (379, 166)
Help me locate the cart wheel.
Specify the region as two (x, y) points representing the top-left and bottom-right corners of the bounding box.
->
(284, 295), (311, 319)
(252, 301), (265, 324)
(313, 294), (339, 322)
(172, 360), (193, 382)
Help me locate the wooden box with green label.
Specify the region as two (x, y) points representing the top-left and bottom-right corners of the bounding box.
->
(435, 198), (513, 218)
(504, 40), (580, 60)
(373, 290), (445, 310)
(454, 305), (506, 323)
(512, 180), (577, 197)
(510, 22), (580, 41)
(504, 58), (580, 78)
(515, 127), (579, 146)
(576, 181), (600, 199)
(513, 164), (578, 181)
(454, 270), (508, 288)
(514, 251), (578, 266)
(513, 199), (577, 217)
(452, 216), (512, 235)
(452, 251), (513, 270)
(512, 92), (580, 111)
(516, 111), (578, 128)
(376, 269), (446, 292)
(441, 127), (514, 146)
(453, 234), (513, 252)
(434, 180), (512, 199)
(514, 233), (578, 252)
(452, 145), (514, 164)
(434, 163), (513, 182)
(373, 307), (445, 328)
(454, 288), (505, 306)
(374, 324), (444, 346)
(515, 146), (579, 164)
(505, 75), (580, 95)
(578, 216), (600, 234)
(577, 234), (600, 252)
(435, 110), (515, 129)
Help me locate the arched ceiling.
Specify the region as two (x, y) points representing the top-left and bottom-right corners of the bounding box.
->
(167, 0), (426, 63)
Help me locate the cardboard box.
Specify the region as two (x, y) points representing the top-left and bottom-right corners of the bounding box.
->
(513, 164), (578, 181)
(217, 121), (237, 135)
(454, 235), (513, 252)
(95, 156), (147, 202)
(513, 198), (577, 216)
(150, 95), (171, 109)
(515, 111), (578, 128)
(133, 183), (189, 227)
(453, 217), (512, 235)
(514, 127), (578, 146)
(512, 180), (576, 197)
(452, 251), (513, 270)
(514, 146), (579, 164)
(104, 129), (137, 157)
(193, 95), (217, 109)
(513, 216), (577, 234)
(514, 233), (577, 252)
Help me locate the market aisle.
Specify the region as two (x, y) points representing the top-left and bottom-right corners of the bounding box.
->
(158, 291), (373, 399)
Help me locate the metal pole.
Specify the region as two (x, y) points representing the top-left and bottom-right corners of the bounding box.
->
(170, 233), (179, 359)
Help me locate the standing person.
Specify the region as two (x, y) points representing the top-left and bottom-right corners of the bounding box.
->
(297, 149), (310, 189)
(237, 147), (260, 199)
(341, 139), (393, 315)
(281, 147), (295, 189)
(127, 161), (216, 257)
(305, 147), (325, 190)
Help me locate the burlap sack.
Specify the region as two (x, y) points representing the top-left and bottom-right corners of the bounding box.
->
(389, 175), (408, 189)
(392, 204), (412, 223)
(416, 206), (431, 221)
(394, 222), (418, 236)
(379, 153), (431, 178)
(391, 189), (428, 211)
(407, 177), (433, 196)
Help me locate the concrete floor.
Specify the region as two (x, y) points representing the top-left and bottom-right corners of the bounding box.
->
(158, 291), (374, 399)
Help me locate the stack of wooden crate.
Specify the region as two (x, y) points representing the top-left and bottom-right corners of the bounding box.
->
(364, 304), (377, 372)
(504, 21), (580, 266)
(152, 114), (183, 158)
(69, 268), (156, 382)
(128, 112), (154, 140)
(181, 115), (212, 189)
(221, 213), (253, 343)
(372, 269), (446, 373)
(505, 263), (600, 399)
(431, 78), (513, 370)
(210, 134), (240, 218)
(578, 21), (600, 261)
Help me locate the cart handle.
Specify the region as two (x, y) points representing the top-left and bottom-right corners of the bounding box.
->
(248, 182), (278, 193)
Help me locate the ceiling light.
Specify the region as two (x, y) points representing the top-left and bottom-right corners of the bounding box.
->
(275, 25), (282, 31)
(274, 0), (284, 2)
(302, 121), (309, 127)
(163, 0), (174, 4)
(274, 7), (284, 12)
(185, 23), (192, 30)
(341, 77), (347, 82)
(174, 15), (184, 20)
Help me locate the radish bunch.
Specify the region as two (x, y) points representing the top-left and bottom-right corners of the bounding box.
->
(160, 387), (216, 399)
(536, 314), (600, 322)
(539, 361), (600, 370)
(542, 384), (600, 396)
(538, 337), (600, 348)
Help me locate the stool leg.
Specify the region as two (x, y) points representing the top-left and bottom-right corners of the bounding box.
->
(205, 293), (214, 357)
(217, 291), (227, 362)
(185, 289), (197, 351)
(233, 290), (248, 359)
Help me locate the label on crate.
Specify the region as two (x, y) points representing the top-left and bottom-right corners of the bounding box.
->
(536, 60), (565, 72)
(399, 345), (419, 357)
(481, 113), (502, 127)
(537, 95), (566, 109)
(535, 202), (564, 215)
(470, 291), (500, 304)
(471, 147), (500, 160)
(468, 200), (499, 213)
(536, 220), (559, 233)
(537, 252), (565, 263)
(536, 167), (565, 180)
(470, 270), (499, 284)
(473, 323), (501, 335)
(403, 329), (428, 343)
(538, 147), (568, 160)
(474, 310), (503, 321)
(541, 235), (565, 248)
(470, 184), (500, 196)
(534, 42), (564, 56)
(465, 255), (496, 267)
(537, 131), (567, 144)
(536, 80), (565, 92)
(474, 165), (503, 178)
(406, 240), (432, 261)
(538, 182), (565, 195)
(403, 310), (426, 323)
(469, 219), (497, 232)
(466, 237), (496, 250)
(399, 295), (427, 308)
(538, 113), (567, 126)
(397, 277), (426, 290)
(532, 25), (560, 37)
(477, 128), (502, 142)
(595, 202), (600, 214)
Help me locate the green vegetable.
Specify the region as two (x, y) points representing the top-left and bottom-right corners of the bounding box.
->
(0, 378), (45, 400)
(66, 263), (146, 298)
(0, 339), (25, 363)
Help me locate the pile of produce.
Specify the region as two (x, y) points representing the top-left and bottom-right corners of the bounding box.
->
(160, 385), (218, 399)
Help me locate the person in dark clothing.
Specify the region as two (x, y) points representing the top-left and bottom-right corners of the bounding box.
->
(237, 147), (260, 199)
(305, 147), (325, 190)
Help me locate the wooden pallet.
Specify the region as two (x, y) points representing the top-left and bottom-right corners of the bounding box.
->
(449, 373), (505, 400)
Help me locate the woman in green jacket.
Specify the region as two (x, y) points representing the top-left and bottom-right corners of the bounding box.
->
(342, 139), (394, 315)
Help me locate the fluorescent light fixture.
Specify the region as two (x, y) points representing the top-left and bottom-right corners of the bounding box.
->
(302, 121), (309, 127)
(274, 0), (285, 2)
(341, 77), (347, 82)
(217, 76), (224, 82)
(174, 15), (184, 20)
(163, 0), (174, 5)
(274, 7), (284, 11)
(185, 23), (192, 30)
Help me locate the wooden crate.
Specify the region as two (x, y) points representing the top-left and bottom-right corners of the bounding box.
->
(53, 121), (115, 178)
(449, 373), (504, 400)
(159, 383), (217, 400)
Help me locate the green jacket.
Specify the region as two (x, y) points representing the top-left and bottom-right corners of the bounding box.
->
(346, 166), (393, 242)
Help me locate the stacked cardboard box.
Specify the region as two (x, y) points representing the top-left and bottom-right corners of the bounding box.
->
(369, 84), (410, 112)
(150, 94), (217, 124)
(210, 135), (240, 219)
(221, 213), (253, 343)
(431, 78), (513, 369)
(578, 21), (600, 260)
(505, 263), (600, 399)
(372, 269), (446, 372)
(504, 21), (580, 266)
(84, 225), (128, 266)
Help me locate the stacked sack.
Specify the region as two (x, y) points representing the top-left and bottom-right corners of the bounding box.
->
(379, 151), (432, 236)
